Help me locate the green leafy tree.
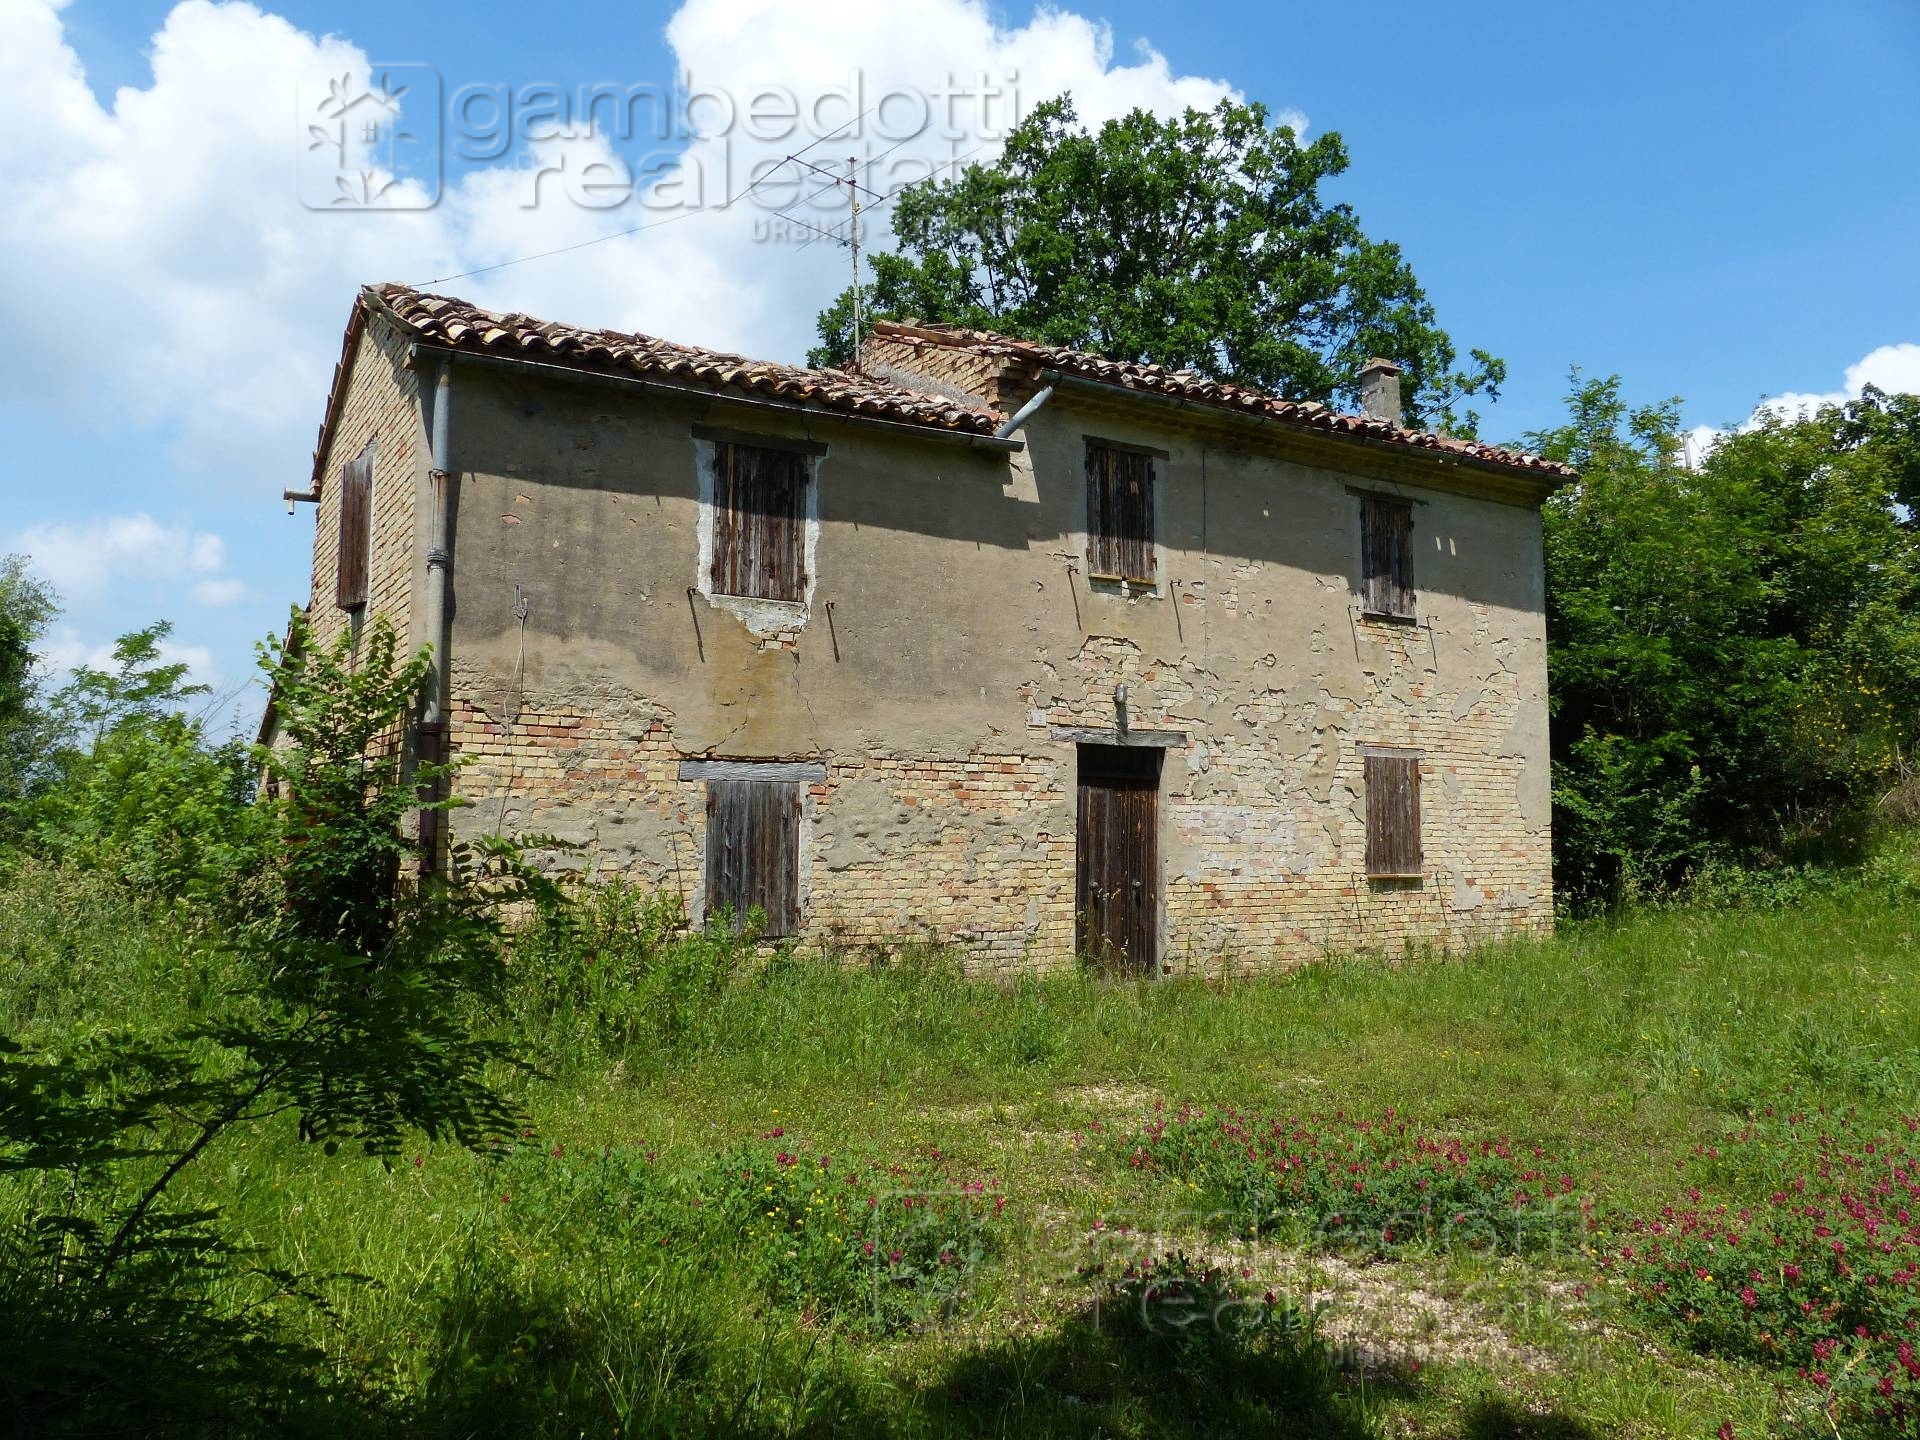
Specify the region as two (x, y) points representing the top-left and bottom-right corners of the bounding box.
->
(0, 610), (538, 1433)
(32, 622), (262, 902)
(257, 610), (469, 953)
(811, 96), (1505, 432)
(1532, 376), (1920, 906)
(48, 622), (204, 750)
(0, 557), (58, 846)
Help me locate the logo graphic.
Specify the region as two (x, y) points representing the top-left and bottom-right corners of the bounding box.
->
(298, 65), (442, 209)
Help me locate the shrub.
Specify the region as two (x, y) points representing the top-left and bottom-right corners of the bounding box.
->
(1124, 1105), (1581, 1256)
(34, 716), (265, 905)
(1607, 1116), (1920, 1434)
(1080, 1248), (1328, 1363)
(505, 880), (751, 1063)
(0, 611), (530, 1435)
(699, 1140), (1002, 1333)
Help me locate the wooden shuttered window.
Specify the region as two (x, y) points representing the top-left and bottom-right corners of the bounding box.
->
(704, 777), (802, 937)
(334, 442), (375, 610)
(1360, 493), (1416, 619)
(1085, 442), (1156, 584)
(711, 441), (808, 602)
(1364, 752), (1423, 878)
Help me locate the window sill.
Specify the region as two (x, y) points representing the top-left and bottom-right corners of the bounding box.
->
(1087, 573), (1159, 592)
(1358, 610), (1420, 626)
(712, 590), (806, 607)
(1366, 872), (1425, 883)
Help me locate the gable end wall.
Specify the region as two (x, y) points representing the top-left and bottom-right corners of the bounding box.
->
(307, 318), (427, 655)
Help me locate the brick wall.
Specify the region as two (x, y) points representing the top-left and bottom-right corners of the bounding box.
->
(308, 318), (421, 653)
(444, 667), (1078, 970)
(860, 332), (1011, 411)
(442, 633), (1550, 974)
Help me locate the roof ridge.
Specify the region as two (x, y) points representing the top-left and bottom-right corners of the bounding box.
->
(345, 284), (1571, 482)
(366, 283), (999, 435)
(865, 315), (1572, 479)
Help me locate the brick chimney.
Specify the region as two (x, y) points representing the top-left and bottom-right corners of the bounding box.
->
(1358, 358), (1402, 428)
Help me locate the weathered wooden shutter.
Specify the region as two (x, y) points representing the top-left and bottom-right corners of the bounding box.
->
(1361, 493), (1415, 619)
(335, 443), (374, 610)
(1085, 446), (1114, 577)
(1085, 444), (1154, 583)
(1364, 752), (1422, 877)
(711, 442), (807, 602)
(704, 777), (801, 936)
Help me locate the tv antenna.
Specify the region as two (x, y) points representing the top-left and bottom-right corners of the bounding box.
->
(846, 155), (862, 370)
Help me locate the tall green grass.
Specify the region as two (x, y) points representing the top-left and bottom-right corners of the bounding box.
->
(3, 859), (1917, 1436)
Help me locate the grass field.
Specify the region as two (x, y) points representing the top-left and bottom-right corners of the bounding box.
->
(4, 862), (1919, 1437)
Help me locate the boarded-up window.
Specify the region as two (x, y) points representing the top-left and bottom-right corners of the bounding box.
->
(1086, 442), (1155, 584)
(711, 441), (808, 602)
(704, 777), (801, 936)
(335, 441), (375, 610)
(1360, 493), (1415, 619)
(1364, 751), (1422, 878)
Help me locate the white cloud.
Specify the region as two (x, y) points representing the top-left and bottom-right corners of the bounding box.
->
(0, 0), (1243, 488)
(190, 576), (247, 607)
(1685, 342), (1920, 463)
(39, 626), (220, 693)
(1752, 343), (1920, 423)
(11, 513), (228, 604)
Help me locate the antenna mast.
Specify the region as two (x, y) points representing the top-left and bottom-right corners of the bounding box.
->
(846, 155), (862, 371)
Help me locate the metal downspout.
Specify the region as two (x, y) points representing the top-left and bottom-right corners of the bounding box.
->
(993, 383), (1054, 440)
(419, 357), (453, 872)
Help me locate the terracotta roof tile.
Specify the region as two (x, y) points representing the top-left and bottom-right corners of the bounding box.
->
(869, 320), (1575, 481)
(315, 285), (1569, 487)
(368, 284), (999, 436)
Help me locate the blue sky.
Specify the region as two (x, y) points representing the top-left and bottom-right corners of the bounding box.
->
(3, 0), (1916, 731)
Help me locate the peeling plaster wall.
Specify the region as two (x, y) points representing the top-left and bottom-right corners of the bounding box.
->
(434, 361), (1553, 970)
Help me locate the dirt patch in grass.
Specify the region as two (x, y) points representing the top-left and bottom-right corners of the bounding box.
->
(1292, 1251), (1555, 1377)
(1053, 1082), (1164, 1115)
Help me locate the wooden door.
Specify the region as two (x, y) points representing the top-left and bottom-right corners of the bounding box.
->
(705, 777), (801, 936)
(1075, 745), (1161, 973)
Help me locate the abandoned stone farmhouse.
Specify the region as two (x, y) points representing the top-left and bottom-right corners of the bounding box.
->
(281, 282), (1573, 973)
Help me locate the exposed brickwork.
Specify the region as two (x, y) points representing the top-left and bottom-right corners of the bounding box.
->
(442, 669), (1078, 970)
(440, 627), (1549, 974)
(860, 333), (1011, 412)
(307, 319), (420, 653)
(806, 751), (1075, 969)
